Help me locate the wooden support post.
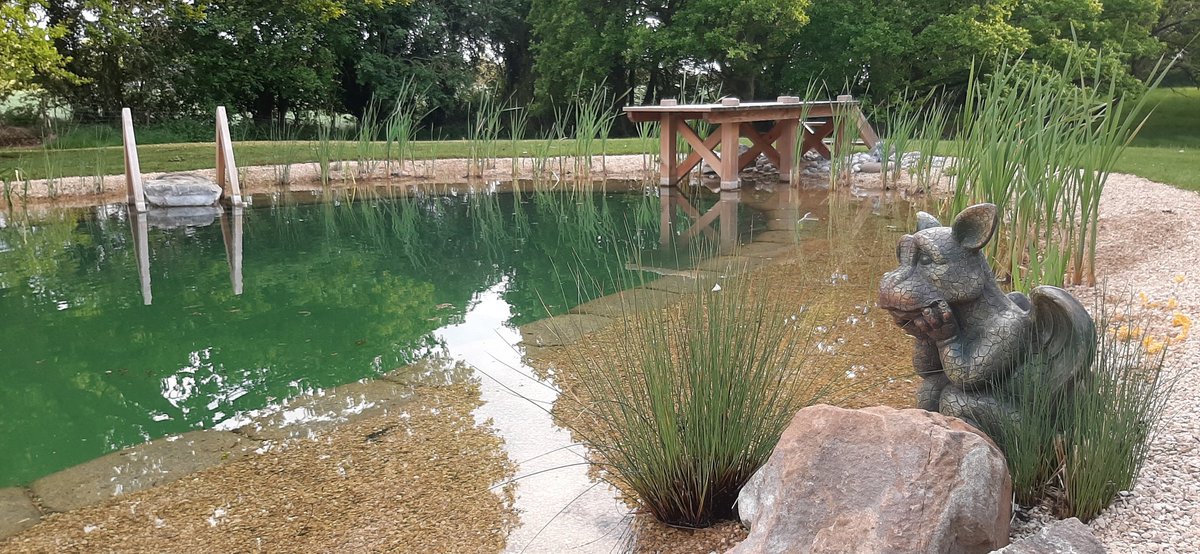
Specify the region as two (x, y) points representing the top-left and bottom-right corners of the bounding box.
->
(659, 113), (677, 186)
(221, 206), (244, 295)
(129, 209), (152, 305)
(216, 106), (245, 207)
(719, 122), (741, 190)
(121, 108), (148, 212)
(777, 119), (798, 183)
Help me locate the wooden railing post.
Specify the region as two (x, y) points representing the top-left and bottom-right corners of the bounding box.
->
(215, 106), (245, 207)
(121, 108), (148, 212)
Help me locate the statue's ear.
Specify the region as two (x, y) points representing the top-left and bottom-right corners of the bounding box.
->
(951, 203), (998, 250)
(915, 212), (942, 231)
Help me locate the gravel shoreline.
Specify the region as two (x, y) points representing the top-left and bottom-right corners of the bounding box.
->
(1070, 174), (1200, 553)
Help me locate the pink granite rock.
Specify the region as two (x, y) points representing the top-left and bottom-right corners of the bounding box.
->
(730, 405), (1011, 554)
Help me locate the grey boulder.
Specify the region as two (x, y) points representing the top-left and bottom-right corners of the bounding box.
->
(143, 173), (222, 207)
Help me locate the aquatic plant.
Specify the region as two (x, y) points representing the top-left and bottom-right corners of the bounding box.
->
(951, 51), (1172, 290)
(508, 104), (529, 178)
(562, 270), (841, 527)
(384, 78), (430, 178)
(467, 91), (504, 178)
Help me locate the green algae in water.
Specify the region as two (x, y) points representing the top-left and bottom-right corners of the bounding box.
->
(0, 185), (765, 487)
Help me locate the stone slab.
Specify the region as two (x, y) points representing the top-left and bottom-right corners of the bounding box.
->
(0, 488), (41, 540)
(518, 313), (613, 347)
(749, 230), (798, 244)
(236, 378), (416, 442)
(380, 356), (474, 387)
(642, 274), (721, 294)
(569, 288), (680, 318)
(31, 430), (258, 513)
(734, 241), (795, 259)
(993, 518), (1105, 554)
(695, 255), (773, 274)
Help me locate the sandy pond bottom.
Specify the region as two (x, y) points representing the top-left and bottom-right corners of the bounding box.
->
(1, 174), (934, 553)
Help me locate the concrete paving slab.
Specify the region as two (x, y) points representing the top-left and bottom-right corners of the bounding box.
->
(569, 288), (680, 318)
(30, 430), (258, 513)
(641, 274), (720, 294)
(734, 241), (796, 259)
(380, 356), (474, 387)
(518, 313), (613, 347)
(695, 255), (773, 274)
(0, 488), (40, 539)
(236, 378), (416, 442)
(749, 230), (799, 244)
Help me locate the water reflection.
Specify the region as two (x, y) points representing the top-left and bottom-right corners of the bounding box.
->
(660, 186), (740, 253)
(434, 278), (627, 553)
(129, 207), (244, 304)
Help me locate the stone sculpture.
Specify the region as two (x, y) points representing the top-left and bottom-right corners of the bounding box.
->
(877, 203), (1096, 430)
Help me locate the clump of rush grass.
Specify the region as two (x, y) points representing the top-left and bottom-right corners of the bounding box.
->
(562, 270), (844, 528)
(981, 298), (1177, 522)
(1057, 301), (1177, 521)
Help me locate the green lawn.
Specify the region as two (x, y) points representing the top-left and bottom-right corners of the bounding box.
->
(3, 87), (1198, 191)
(0, 138), (654, 183)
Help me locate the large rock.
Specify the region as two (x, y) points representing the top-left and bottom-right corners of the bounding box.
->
(143, 173), (222, 207)
(993, 518), (1104, 554)
(732, 405), (1011, 554)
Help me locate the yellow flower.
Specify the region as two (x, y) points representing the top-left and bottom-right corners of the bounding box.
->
(1172, 312), (1192, 329)
(1145, 339), (1166, 355)
(1174, 274), (1186, 284)
(1138, 292), (1150, 305)
(1166, 298), (1179, 310)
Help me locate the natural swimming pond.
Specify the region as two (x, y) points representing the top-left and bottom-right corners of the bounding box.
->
(0, 182), (769, 487)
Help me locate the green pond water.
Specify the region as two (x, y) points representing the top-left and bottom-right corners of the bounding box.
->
(0, 183), (767, 487)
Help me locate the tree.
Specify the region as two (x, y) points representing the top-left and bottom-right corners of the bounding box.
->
(0, 0), (74, 100)
(1145, 0), (1199, 83)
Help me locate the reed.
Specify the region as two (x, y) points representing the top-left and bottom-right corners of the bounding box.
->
(384, 78), (429, 179)
(467, 91), (504, 178)
(951, 52), (1172, 291)
(507, 104), (529, 178)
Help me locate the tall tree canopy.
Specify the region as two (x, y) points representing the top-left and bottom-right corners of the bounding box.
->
(1, 0), (74, 99)
(5, 0), (1180, 130)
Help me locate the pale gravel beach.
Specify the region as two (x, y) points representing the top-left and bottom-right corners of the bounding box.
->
(1069, 174), (1200, 553)
(3, 159), (1198, 552)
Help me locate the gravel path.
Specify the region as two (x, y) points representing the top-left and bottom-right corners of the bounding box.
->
(1073, 174), (1200, 552)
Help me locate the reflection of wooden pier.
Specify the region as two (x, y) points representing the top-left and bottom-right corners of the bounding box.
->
(129, 208), (243, 305)
(660, 187), (739, 253)
(624, 96), (879, 190)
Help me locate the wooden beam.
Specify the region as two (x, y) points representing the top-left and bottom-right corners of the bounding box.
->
(659, 114), (677, 186)
(216, 106), (246, 207)
(672, 131), (722, 182)
(121, 108), (147, 212)
(677, 121), (724, 178)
